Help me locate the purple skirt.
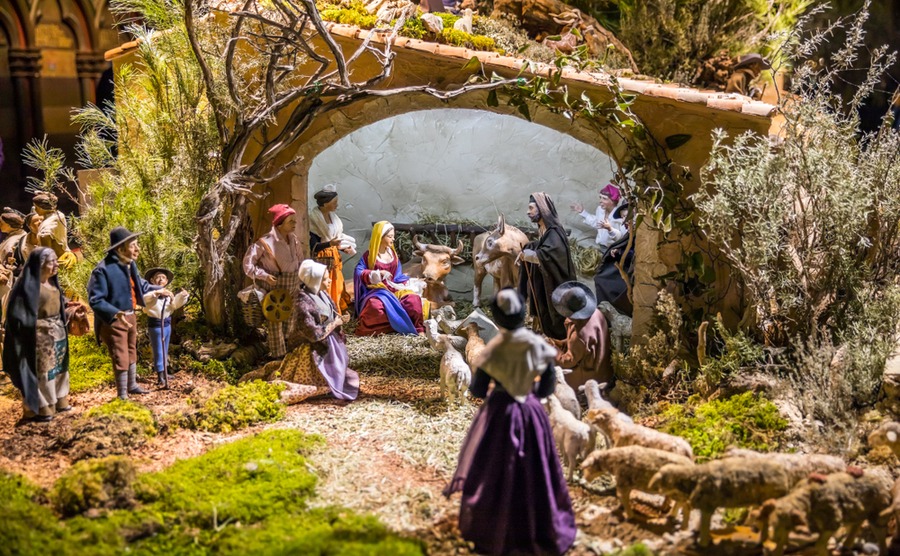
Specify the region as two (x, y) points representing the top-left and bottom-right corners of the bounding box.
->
(445, 391), (576, 555)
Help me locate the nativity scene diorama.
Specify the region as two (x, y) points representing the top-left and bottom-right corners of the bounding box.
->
(1, 0), (900, 554)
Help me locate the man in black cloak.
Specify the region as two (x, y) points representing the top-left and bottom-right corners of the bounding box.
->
(517, 192), (577, 340)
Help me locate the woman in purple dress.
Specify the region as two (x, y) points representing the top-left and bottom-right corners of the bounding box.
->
(283, 259), (359, 401)
(445, 288), (576, 555)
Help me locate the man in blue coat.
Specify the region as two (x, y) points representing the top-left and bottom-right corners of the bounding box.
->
(88, 227), (169, 399)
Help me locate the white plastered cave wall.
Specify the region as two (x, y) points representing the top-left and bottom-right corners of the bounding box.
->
(307, 108), (617, 298)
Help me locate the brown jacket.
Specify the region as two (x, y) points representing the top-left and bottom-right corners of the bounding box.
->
(555, 308), (612, 387)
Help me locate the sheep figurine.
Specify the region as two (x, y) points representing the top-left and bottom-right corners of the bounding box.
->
(760, 470), (892, 556)
(452, 8), (473, 34)
(648, 458), (794, 547)
(462, 322), (486, 368)
(554, 367), (581, 420)
(435, 334), (471, 403)
(722, 447), (845, 486)
(868, 421), (900, 458)
(586, 408), (692, 460)
(581, 446), (693, 522)
(879, 475), (900, 542)
(546, 394), (594, 481)
(580, 379), (617, 411)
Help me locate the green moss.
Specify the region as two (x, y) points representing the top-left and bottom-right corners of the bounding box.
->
(441, 28), (496, 50)
(183, 380), (286, 433)
(215, 509), (425, 554)
(1, 431), (422, 554)
(434, 12), (459, 28)
(658, 392), (788, 461)
(612, 543), (656, 556)
(185, 357), (249, 385)
(400, 16), (426, 39)
(68, 335), (114, 393)
(0, 471), (63, 553)
(64, 399), (159, 461)
(319, 1), (378, 28)
(84, 399), (158, 437)
(52, 456), (138, 517)
(135, 429), (321, 526)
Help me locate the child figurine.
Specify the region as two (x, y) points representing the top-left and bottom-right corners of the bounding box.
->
(143, 268), (189, 388)
(444, 288), (576, 555)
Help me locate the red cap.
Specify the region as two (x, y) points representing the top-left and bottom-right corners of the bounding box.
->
(600, 184), (621, 202)
(269, 204), (296, 226)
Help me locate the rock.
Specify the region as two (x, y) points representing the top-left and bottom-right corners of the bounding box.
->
(182, 340), (238, 363)
(718, 372), (779, 398)
(421, 13), (444, 34)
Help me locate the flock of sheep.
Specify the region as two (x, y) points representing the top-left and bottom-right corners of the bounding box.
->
(421, 310), (900, 554)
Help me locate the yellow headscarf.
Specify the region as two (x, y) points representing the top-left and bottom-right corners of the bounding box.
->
(367, 221), (395, 269)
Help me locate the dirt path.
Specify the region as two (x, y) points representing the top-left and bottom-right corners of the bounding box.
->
(1, 371), (823, 555)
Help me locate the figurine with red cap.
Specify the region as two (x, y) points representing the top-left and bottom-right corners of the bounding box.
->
(571, 183), (626, 254)
(242, 203), (303, 358)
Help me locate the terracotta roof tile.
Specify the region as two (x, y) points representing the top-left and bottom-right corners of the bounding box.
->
(435, 44), (468, 58)
(742, 101), (778, 117)
(404, 39), (440, 55)
(706, 95), (746, 112)
(102, 20), (776, 119)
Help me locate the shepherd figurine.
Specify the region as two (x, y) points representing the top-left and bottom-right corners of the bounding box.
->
(143, 268), (189, 388)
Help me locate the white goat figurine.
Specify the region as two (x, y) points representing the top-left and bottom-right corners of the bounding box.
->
(546, 394), (594, 481)
(436, 334), (471, 403)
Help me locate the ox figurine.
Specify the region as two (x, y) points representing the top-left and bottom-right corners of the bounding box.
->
(472, 214), (529, 307)
(405, 236), (465, 307)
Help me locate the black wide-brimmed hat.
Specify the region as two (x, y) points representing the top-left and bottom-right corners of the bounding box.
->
(144, 267), (173, 283)
(107, 226), (142, 252)
(490, 288), (526, 330)
(552, 281), (597, 320)
(734, 53), (772, 70)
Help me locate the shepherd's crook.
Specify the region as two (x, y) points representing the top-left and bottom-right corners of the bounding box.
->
(160, 295), (170, 390)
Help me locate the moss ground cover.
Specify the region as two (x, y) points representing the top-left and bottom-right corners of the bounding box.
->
(182, 380), (286, 433)
(657, 392), (788, 461)
(1, 430), (424, 554)
(68, 335), (114, 393)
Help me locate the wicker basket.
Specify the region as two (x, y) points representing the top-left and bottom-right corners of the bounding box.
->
(239, 282), (265, 327)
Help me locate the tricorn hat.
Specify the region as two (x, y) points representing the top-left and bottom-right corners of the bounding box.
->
(144, 267), (173, 283)
(552, 281), (597, 320)
(107, 226), (142, 252)
(734, 53), (772, 70)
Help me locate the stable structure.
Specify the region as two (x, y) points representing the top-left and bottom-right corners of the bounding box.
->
(105, 20), (777, 338)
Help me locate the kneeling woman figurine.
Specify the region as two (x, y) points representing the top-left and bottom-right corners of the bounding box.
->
(2, 248), (71, 422)
(354, 221), (428, 335)
(444, 288), (576, 555)
(281, 260), (359, 401)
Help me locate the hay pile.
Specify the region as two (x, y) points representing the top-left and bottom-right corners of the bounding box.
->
(346, 334), (441, 379)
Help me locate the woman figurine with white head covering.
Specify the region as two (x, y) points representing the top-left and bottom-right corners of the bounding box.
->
(3, 248), (72, 422)
(444, 288), (576, 555)
(309, 184), (356, 313)
(279, 259), (359, 401)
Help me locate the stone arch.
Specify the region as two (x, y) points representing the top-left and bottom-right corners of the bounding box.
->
(0, 0), (30, 48)
(271, 89), (633, 245)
